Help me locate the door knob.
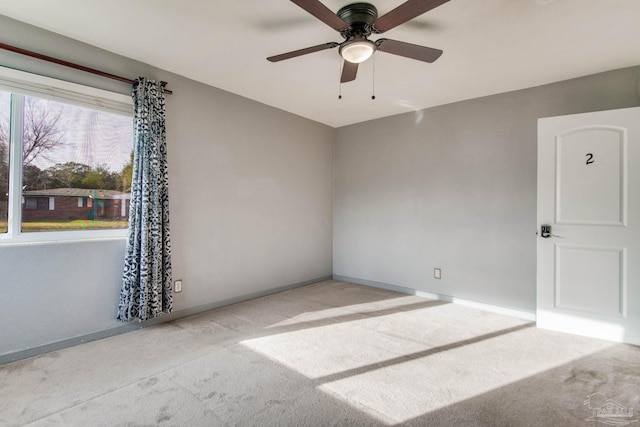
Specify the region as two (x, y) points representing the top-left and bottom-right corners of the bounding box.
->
(539, 224), (563, 238)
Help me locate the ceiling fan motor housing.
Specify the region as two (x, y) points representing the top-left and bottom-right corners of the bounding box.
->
(337, 2), (378, 39)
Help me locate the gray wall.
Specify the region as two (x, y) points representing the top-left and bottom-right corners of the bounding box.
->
(0, 15), (334, 357)
(334, 66), (640, 312)
(2, 13), (639, 359)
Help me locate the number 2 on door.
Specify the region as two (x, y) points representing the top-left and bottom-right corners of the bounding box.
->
(586, 153), (594, 165)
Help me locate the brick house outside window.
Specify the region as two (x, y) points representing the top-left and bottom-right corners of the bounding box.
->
(22, 188), (130, 221)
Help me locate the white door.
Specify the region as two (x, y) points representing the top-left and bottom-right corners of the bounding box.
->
(537, 107), (640, 345)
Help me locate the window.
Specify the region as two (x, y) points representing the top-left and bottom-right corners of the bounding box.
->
(25, 197), (37, 210)
(0, 91), (8, 233)
(0, 67), (133, 241)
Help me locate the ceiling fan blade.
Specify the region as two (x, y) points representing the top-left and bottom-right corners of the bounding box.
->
(376, 38), (443, 63)
(340, 61), (359, 83)
(267, 42), (339, 62)
(373, 0), (449, 33)
(290, 0), (350, 31)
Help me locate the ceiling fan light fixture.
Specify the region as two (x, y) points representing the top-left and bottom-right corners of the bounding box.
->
(339, 39), (376, 63)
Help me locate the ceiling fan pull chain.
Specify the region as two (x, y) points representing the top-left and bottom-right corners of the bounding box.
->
(371, 55), (376, 100)
(338, 58), (343, 99)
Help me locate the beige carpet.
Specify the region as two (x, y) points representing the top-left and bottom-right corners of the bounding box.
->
(1, 280), (638, 426)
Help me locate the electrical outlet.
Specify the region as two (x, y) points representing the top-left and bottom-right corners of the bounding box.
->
(174, 280), (182, 293)
(434, 268), (442, 279)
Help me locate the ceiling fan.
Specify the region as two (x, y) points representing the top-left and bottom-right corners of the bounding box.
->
(267, 0), (449, 83)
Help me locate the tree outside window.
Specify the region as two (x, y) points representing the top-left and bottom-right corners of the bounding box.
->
(0, 91), (133, 233)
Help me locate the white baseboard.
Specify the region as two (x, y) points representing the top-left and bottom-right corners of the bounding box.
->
(333, 275), (536, 321)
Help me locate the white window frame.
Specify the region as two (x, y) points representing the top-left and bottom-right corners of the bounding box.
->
(0, 66), (133, 245)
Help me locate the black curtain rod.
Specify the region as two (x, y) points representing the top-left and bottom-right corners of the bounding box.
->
(0, 42), (172, 95)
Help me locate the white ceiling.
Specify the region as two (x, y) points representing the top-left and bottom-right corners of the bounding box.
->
(1, 0), (639, 128)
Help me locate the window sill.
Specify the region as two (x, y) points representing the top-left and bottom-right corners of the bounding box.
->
(0, 229), (128, 246)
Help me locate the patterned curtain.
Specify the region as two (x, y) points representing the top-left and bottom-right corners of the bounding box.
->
(117, 78), (172, 322)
